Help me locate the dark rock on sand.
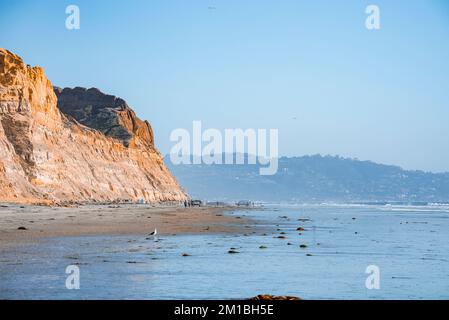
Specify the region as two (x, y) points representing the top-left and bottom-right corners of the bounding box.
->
(250, 294), (301, 301)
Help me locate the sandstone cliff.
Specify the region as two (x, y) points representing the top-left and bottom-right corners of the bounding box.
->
(0, 48), (188, 204)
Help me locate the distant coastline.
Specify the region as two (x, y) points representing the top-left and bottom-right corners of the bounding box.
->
(166, 154), (449, 203)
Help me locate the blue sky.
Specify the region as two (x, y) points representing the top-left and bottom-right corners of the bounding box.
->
(1, 0), (449, 172)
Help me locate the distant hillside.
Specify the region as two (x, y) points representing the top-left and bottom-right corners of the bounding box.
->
(165, 154), (449, 203)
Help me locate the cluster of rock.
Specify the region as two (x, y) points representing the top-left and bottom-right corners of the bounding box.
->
(250, 294), (301, 301)
(0, 48), (188, 204)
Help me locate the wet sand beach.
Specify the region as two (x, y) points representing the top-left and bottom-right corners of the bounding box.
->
(0, 204), (250, 249)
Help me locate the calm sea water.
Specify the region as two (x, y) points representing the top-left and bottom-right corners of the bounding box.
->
(1, 204), (449, 299)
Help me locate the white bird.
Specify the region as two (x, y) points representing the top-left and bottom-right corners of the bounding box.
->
(146, 228), (158, 241)
(149, 228), (157, 236)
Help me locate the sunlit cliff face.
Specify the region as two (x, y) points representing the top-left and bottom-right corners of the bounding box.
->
(0, 48), (188, 204)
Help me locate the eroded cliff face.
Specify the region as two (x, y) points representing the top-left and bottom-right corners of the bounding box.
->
(0, 48), (188, 204)
(54, 87), (154, 149)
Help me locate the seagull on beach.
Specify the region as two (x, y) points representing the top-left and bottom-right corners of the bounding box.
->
(147, 228), (158, 241)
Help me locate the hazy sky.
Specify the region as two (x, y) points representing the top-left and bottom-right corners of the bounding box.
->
(1, 0), (449, 172)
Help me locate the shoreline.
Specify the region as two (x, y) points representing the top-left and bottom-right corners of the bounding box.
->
(0, 204), (253, 249)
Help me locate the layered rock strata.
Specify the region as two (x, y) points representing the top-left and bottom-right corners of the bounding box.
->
(0, 48), (187, 204)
